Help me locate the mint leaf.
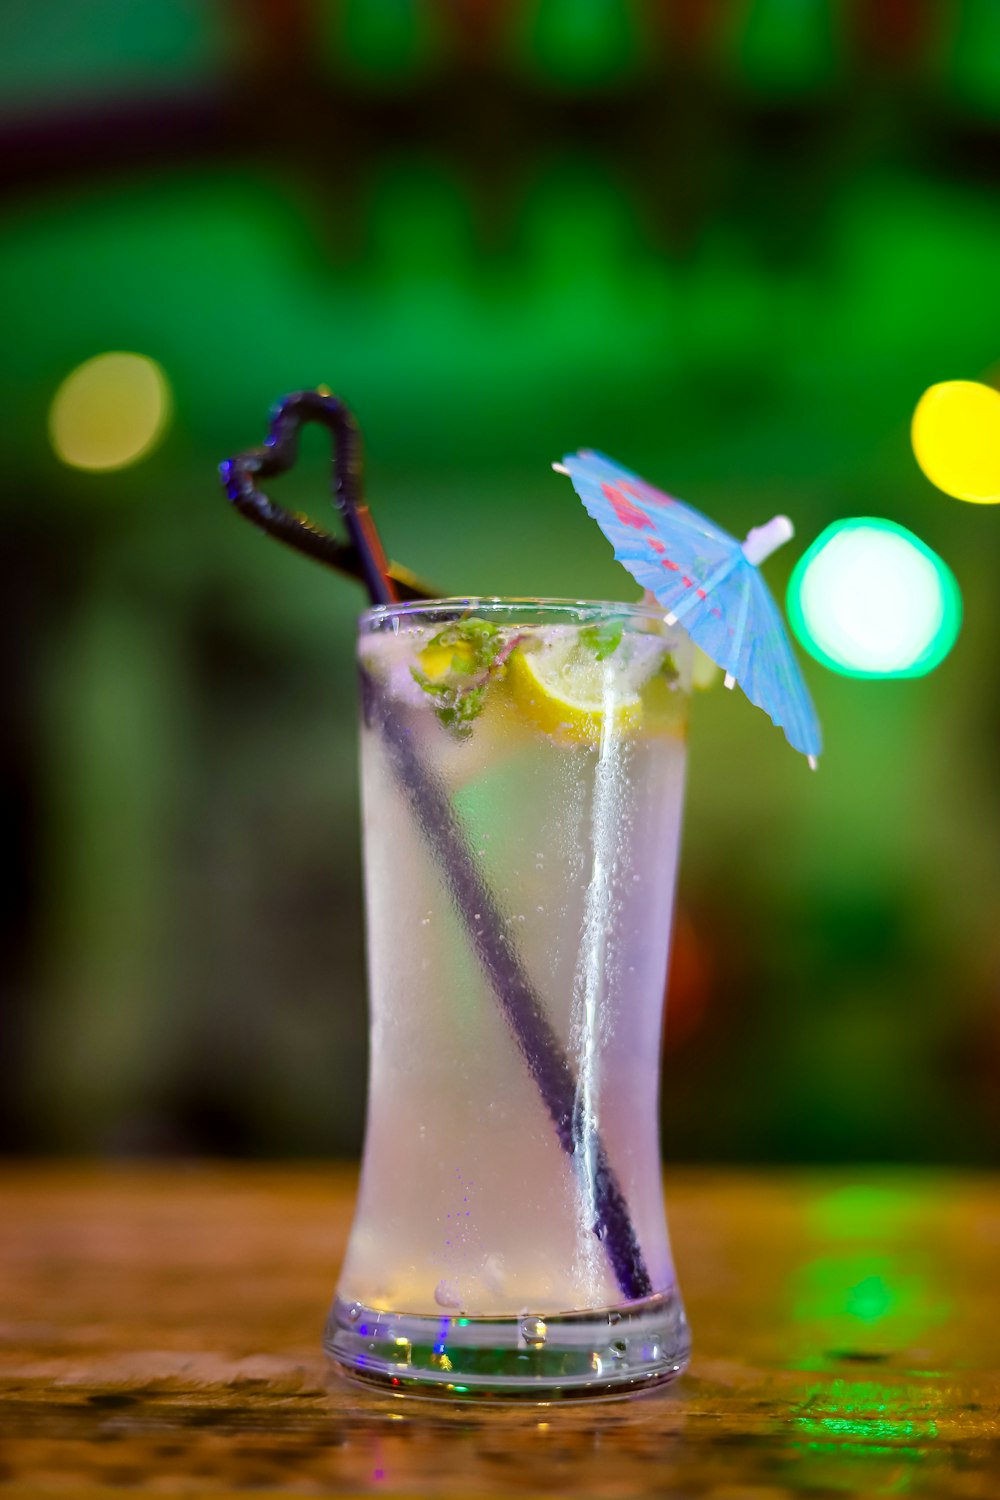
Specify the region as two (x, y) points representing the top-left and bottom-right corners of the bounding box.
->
(411, 617), (505, 737)
(437, 684), (487, 733)
(579, 618), (625, 661)
(409, 671), (452, 699)
(427, 618), (501, 674)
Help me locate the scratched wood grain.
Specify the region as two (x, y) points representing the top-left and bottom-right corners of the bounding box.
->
(1, 1166), (998, 1496)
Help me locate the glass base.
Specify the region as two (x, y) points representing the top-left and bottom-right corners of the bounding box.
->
(324, 1290), (690, 1401)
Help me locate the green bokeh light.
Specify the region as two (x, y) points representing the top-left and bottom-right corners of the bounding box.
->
(950, 0), (1000, 116)
(333, 0), (437, 83)
(732, 0), (839, 95)
(787, 518), (962, 679)
(806, 1184), (926, 1241)
(516, 0), (644, 87)
(845, 1274), (894, 1323)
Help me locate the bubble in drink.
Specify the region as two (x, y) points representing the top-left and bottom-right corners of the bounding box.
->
(520, 1316), (548, 1348)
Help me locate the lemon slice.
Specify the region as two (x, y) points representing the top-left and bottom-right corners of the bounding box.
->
(507, 642), (643, 744)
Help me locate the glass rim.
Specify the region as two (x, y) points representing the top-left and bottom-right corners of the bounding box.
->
(359, 596), (676, 629)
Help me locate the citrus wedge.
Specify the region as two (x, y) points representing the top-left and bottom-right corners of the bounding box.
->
(507, 641), (643, 744)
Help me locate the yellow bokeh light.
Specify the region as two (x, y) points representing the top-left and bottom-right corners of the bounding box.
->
(911, 379), (1000, 504)
(49, 352), (171, 472)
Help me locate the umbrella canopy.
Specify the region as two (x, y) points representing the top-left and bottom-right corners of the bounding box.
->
(556, 450), (822, 765)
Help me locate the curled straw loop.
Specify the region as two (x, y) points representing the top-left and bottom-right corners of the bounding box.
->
(219, 387), (434, 604)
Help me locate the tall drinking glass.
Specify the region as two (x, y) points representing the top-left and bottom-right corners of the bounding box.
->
(326, 600), (692, 1397)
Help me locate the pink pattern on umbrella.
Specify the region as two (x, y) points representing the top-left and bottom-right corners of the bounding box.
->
(602, 482), (653, 531)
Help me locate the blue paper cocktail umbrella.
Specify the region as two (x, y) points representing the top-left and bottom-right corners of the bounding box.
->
(555, 450), (823, 765)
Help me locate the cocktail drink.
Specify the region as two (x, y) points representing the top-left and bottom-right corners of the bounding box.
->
(222, 388), (820, 1400)
(326, 599), (693, 1397)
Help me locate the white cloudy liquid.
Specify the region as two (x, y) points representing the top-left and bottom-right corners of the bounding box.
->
(337, 608), (689, 1320)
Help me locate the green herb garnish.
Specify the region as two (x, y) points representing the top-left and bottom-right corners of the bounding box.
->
(411, 617), (505, 737)
(579, 618), (625, 661)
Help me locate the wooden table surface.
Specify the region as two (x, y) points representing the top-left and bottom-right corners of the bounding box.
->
(1, 1166), (998, 1497)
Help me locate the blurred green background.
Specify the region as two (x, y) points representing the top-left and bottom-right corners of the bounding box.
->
(2, 0), (998, 1163)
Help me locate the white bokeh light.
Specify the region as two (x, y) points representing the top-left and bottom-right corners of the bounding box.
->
(789, 520), (961, 678)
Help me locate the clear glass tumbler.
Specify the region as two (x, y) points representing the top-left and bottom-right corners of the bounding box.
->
(325, 600), (692, 1397)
